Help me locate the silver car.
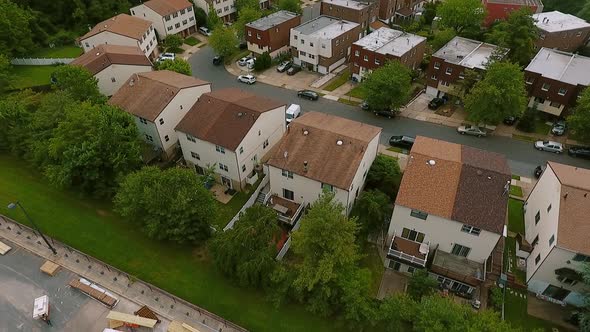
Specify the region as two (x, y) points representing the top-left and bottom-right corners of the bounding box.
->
(237, 74), (256, 84)
(457, 125), (486, 137)
(535, 140), (563, 154)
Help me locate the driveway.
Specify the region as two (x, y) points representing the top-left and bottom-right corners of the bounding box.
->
(188, 46), (590, 176)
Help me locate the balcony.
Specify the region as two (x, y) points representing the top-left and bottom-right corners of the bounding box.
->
(267, 194), (304, 226)
(430, 249), (485, 287)
(387, 234), (429, 267)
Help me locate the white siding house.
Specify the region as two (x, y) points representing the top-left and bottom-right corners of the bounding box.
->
(131, 0), (197, 38)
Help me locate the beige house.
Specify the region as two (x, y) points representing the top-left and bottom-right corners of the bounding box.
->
(175, 88), (286, 191)
(131, 0), (197, 38)
(524, 162), (590, 307)
(70, 44), (153, 96)
(385, 136), (510, 296)
(265, 112), (381, 217)
(79, 14), (159, 60)
(109, 70), (211, 157)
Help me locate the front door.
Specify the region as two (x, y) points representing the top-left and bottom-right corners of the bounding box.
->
(221, 176), (232, 189)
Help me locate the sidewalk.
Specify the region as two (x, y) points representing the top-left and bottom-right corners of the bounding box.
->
(0, 215), (246, 332)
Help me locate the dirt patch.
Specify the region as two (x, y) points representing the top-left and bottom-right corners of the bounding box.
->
(435, 106), (455, 117)
(192, 246), (209, 263)
(96, 209), (112, 217)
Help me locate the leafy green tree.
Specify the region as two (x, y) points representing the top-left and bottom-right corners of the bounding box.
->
(0, 0), (35, 57)
(51, 65), (106, 103)
(162, 34), (184, 52)
(365, 155), (401, 200)
(421, 1), (438, 26)
(436, 0), (485, 35)
(194, 7), (208, 27)
(236, 0), (260, 11)
(361, 60), (412, 112)
(155, 58), (192, 75)
(379, 294), (417, 332)
(352, 189), (392, 236)
(209, 205), (281, 287)
(235, 7), (262, 40)
(407, 269), (438, 301)
(207, 6), (223, 29)
(567, 88), (590, 143)
(337, 266), (378, 327)
(278, 0), (302, 14)
(485, 8), (538, 66)
(579, 1), (590, 21)
(454, 69), (480, 98)
(489, 286), (503, 311)
(0, 53), (12, 91)
(46, 103), (142, 196)
(114, 166), (217, 243)
(516, 104), (538, 133)
(580, 263), (590, 330)
(0, 90), (39, 154)
(254, 51), (272, 71)
(209, 25), (238, 58)
(464, 61), (526, 125)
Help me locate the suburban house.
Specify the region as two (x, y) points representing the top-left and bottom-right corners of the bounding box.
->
(524, 162), (590, 307)
(533, 11), (590, 52)
(69, 44), (153, 96)
(385, 136), (510, 296)
(175, 88), (286, 191)
(426, 36), (506, 98)
(378, 0), (397, 23)
(194, 0), (271, 23)
(265, 112), (381, 216)
(524, 48), (590, 117)
(350, 27), (426, 82)
(245, 11), (301, 57)
(109, 70), (211, 157)
(290, 16), (361, 74)
(482, 0), (543, 26)
(320, 0), (379, 36)
(78, 14), (159, 60)
(391, 0), (427, 22)
(130, 0), (197, 38)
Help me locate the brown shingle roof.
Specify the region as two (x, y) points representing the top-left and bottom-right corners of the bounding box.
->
(144, 0), (192, 16)
(80, 14), (152, 41)
(547, 162), (590, 254)
(175, 88), (285, 151)
(395, 136), (510, 234)
(108, 70), (210, 121)
(266, 112), (381, 190)
(70, 44), (152, 75)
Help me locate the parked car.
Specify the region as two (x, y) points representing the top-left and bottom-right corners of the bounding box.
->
(199, 27), (212, 36)
(297, 89), (319, 100)
(212, 55), (223, 65)
(389, 135), (415, 149)
(457, 125), (486, 137)
(551, 120), (567, 136)
(568, 146), (590, 159)
(534, 140), (563, 154)
(374, 109), (397, 119)
(428, 97), (447, 110)
(277, 61), (292, 73)
(286, 104), (301, 123)
(237, 74), (256, 84)
(534, 165), (543, 178)
(503, 116), (518, 125)
(360, 100), (370, 111)
(246, 58), (256, 69)
(158, 52), (175, 62)
(287, 66), (301, 76)
(238, 56), (252, 66)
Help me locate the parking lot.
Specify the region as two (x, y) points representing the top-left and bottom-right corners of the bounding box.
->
(0, 239), (169, 332)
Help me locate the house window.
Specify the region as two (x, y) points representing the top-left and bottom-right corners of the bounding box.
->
(461, 224), (481, 236)
(433, 62), (440, 69)
(535, 254), (541, 265)
(175, 23), (181, 28)
(547, 204), (552, 212)
(309, 54), (315, 59)
(294, 35), (298, 40)
(300, 51), (306, 56)
(131, 9), (135, 15)
(321, 183), (334, 192)
(281, 169), (293, 179)
(410, 209), (428, 220)
(190, 152), (200, 160)
(534, 96), (545, 103)
(263, 139), (269, 148)
(186, 134), (196, 142)
(321, 44), (326, 48)
(532, 235), (539, 247)
(167, 26), (173, 31)
(219, 163), (228, 172)
(576, 31), (582, 37)
(248, 31), (251, 36)
(375, 58), (380, 65)
(145, 134), (153, 142)
(182, 20), (187, 25)
(165, 15), (171, 21)
(458, 72), (464, 79)
(558, 88), (567, 96)
(557, 275), (578, 286)
(573, 253), (590, 262)
(173, 12), (178, 18)
(401, 228), (425, 243)
(336, 39), (340, 46)
(535, 211), (541, 224)
(354, 50), (360, 57)
(159, 118), (164, 125)
(526, 76), (534, 85)
(310, 42), (314, 47)
(445, 67), (452, 75)
(549, 234), (555, 246)
(164, 135), (170, 142)
(541, 83), (550, 91)
(111, 77), (116, 82)
(188, 6), (192, 11)
(301, 39), (305, 45)
(451, 244), (471, 257)
(242, 164), (246, 172)
(257, 33), (261, 40)
(283, 188), (294, 200)
(549, 101), (561, 108)
(441, 81), (449, 87)
(407, 266), (415, 274)
(540, 34), (545, 40)
(180, 9), (186, 14)
(239, 147), (244, 154)
(431, 74), (437, 80)
(189, 17), (194, 21)
(215, 145), (225, 154)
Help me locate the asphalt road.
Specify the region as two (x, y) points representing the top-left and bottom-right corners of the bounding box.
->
(188, 47), (590, 176)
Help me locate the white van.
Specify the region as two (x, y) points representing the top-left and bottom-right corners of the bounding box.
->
(286, 104), (301, 123)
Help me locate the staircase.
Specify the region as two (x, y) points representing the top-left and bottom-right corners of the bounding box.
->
(256, 191), (266, 204)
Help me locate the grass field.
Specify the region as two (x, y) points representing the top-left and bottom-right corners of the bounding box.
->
(507, 199), (525, 235)
(534, 118), (552, 135)
(510, 185), (523, 198)
(0, 154), (342, 332)
(323, 69), (350, 91)
(360, 244), (385, 297)
(30, 46), (83, 58)
(346, 85), (366, 99)
(184, 36), (200, 46)
(338, 98), (360, 106)
(504, 289), (562, 331)
(11, 65), (56, 89)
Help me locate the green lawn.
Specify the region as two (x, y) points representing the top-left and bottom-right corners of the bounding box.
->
(214, 191), (249, 230)
(504, 289), (562, 331)
(386, 146), (405, 154)
(511, 174), (521, 180)
(0, 154), (343, 332)
(30, 46), (83, 58)
(11, 65), (56, 89)
(184, 36), (200, 46)
(534, 118), (552, 135)
(503, 237), (526, 283)
(512, 134), (537, 143)
(346, 85), (366, 99)
(507, 199), (525, 235)
(360, 244), (385, 297)
(338, 98), (360, 107)
(323, 69), (350, 91)
(510, 185), (523, 198)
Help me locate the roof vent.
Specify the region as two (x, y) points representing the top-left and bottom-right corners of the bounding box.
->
(303, 130), (309, 135)
(427, 160), (436, 166)
(237, 112), (244, 117)
(283, 151), (288, 159)
(487, 176), (492, 180)
(96, 52), (101, 56)
(303, 161), (308, 172)
(336, 140), (343, 145)
(129, 78), (135, 86)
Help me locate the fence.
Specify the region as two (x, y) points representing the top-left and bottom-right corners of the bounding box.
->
(275, 213), (304, 261)
(223, 175), (269, 231)
(11, 58), (75, 66)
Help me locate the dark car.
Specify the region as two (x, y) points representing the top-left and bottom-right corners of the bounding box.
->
(551, 120), (567, 136)
(297, 89), (319, 100)
(503, 116), (518, 125)
(277, 61), (292, 73)
(287, 66), (301, 76)
(360, 100), (370, 110)
(428, 97), (447, 110)
(374, 109), (397, 119)
(534, 165), (543, 178)
(568, 146), (590, 159)
(212, 55), (223, 65)
(389, 135), (415, 149)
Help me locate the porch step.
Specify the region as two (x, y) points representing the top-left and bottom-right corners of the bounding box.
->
(255, 192), (266, 204)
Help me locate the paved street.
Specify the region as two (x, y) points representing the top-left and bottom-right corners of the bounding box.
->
(189, 46), (590, 176)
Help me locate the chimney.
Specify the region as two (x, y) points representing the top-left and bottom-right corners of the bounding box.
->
(303, 161), (308, 172)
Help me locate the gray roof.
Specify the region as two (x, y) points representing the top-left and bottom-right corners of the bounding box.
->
(246, 10), (299, 30)
(526, 48), (590, 86)
(321, 0), (371, 10)
(533, 11), (590, 33)
(354, 27), (426, 57)
(292, 15), (359, 38)
(433, 36), (504, 70)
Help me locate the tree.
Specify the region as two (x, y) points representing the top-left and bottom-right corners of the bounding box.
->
(464, 61), (526, 125)
(579, 1), (590, 21)
(378, 294), (417, 332)
(337, 266), (378, 327)
(365, 155), (401, 200)
(0, 90), (39, 154)
(489, 286), (503, 311)
(235, 7), (262, 40)
(0, 0), (35, 57)
(209, 205), (281, 287)
(0, 53), (12, 91)
(278, 0), (302, 14)
(46, 103), (142, 196)
(207, 6), (223, 29)
(436, 0), (485, 35)
(516, 104), (538, 133)
(453, 68), (480, 98)
(51, 65), (106, 103)
(580, 263), (590, 331)
(485, 8), (538, 66)
(235, 0), (260, 11)
(430, 28), (456, 52)
(114, 166), (217, 244)
(162, 34), (184, 52)
(361, 60), (412, 112)
(407, 269), (438, 301)
(421, 1), (438, 26)
(155, 58), (192, 75)
(567, 88), (590, 143)
(194, 7), (208, 27)
(209, 25), (238, 58)
(352, 189), (392, 236)
(254, 51), (272, 71)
